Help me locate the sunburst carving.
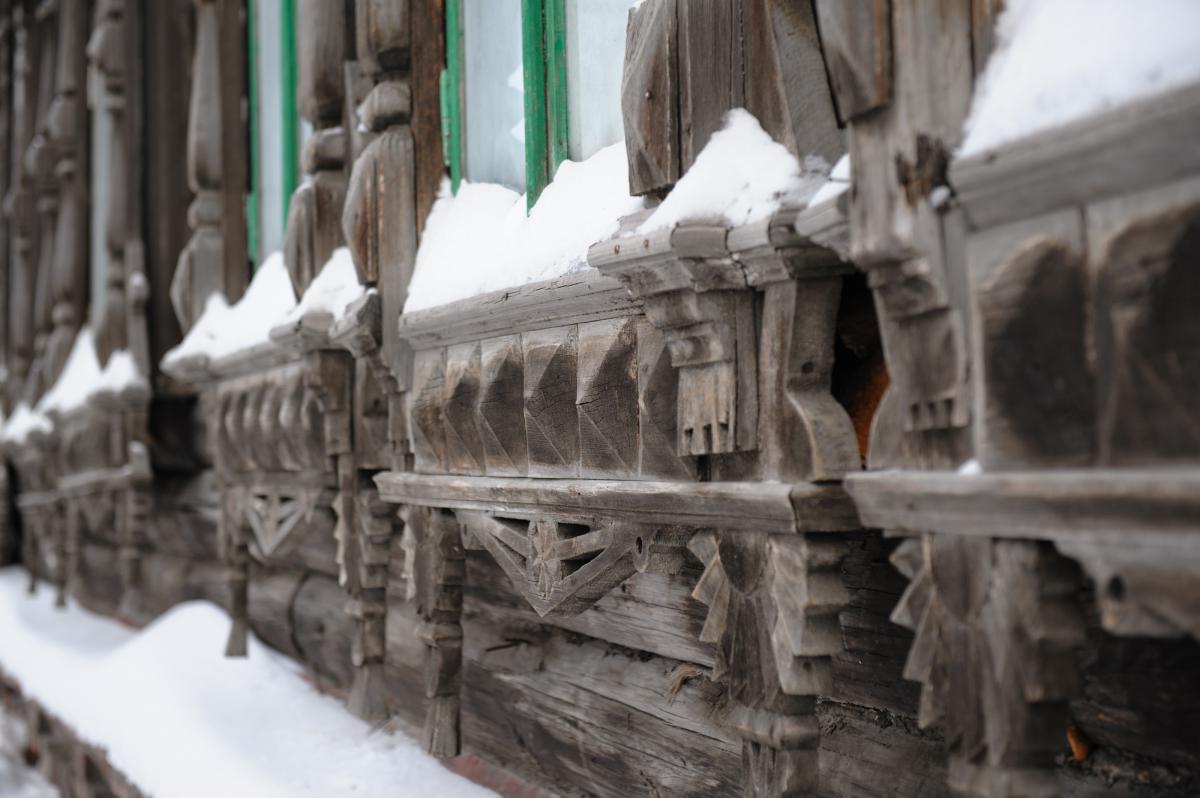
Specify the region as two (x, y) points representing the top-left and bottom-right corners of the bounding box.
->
(890, 535), (1085, 795)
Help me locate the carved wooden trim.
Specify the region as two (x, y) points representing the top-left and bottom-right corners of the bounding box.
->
(690, 530), (850, 796)
(170, 0), (248, 332)
(890, 536), (1084, 796)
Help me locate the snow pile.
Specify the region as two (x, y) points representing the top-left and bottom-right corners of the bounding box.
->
(639, 109), (828, 233)
(807, 153), (851, 207)
(95, 350), (148, 396)
(961, 0), (1200, 155)
(405, 141), (644, 312)
(37, 327), (103, 415)
(281, 247), (365, 323)
(0, 569), (497, 798)
(161, 293), (231, 367)
(162, 252), (297, 366)
(0, 403), (51, 446)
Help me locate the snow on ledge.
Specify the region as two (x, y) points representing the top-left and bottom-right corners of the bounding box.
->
(0, 403), (51, 446)
(162, 252), (297, 367)
(960, 0), (1200, 156)
(404, 141), (644, 313)
(0, 569), (497, 798)
(281, 247), (365, 324)
(37, 327), (103, 416)
(638, 109), (829, 234)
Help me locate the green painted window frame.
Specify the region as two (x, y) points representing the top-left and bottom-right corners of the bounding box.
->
(442, 0), (568, 210)
(247, 0), (301, 268)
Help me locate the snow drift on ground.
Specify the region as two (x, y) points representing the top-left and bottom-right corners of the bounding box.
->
(0, 704), (57, 798)
(960, 0), (1200, 155)
(0, 569), (496, 798)
(404, 141), (644, 312)
(639, 109), (828, 233)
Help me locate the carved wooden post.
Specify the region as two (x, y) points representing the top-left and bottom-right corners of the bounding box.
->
(86, 0), (128, 358)
(0, 9), (11, 393)
(412, 506), (464, 757)
(689, 529), (849, 798)
(25, 1), (62, 401)
(6, 3), (37, 400)
(43, 0), (88, 384)
(342, 0), (414, 467)
(816, 0), (978, 470)
(220, 487), (249, 656)
(284, 0), (347, 296)
(171, 0), (247, 331)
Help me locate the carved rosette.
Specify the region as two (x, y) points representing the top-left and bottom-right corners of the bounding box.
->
(890, 535), (1084, 796)
(690, 530), (849, 797)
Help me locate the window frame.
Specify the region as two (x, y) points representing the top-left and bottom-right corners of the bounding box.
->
(246, 0), (300, 267)
(442, 0), (570, 209)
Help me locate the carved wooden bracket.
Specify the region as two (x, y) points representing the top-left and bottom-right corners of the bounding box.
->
(690, 529), (850, 797)
(891, 535), (1084, 797)
(590, 220), (756, 457)
(591, 205), (860, 481)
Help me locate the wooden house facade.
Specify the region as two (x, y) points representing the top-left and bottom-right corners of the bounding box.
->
(1, 2), (1198, 796)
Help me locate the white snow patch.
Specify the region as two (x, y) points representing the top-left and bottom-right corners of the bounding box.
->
(0, 705), (58, 798)
(0, 569), (497, 798)
(405, 141), (643, 313)
(162, 252), (297, 365)
(639, 109), (828, 233)
(282, 247), (365, 322)
(96, 350), (147, 396)
(961, 0), (1200, 155)
(0, 403), (51, 446)
(37, 328), (103, 415)
(956, 458), (982, 476)
(807, 153), (851, 207)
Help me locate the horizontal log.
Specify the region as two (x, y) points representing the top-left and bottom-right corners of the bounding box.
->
(376, 473), (860, 533)
(846, 468), (1200, 546)
(952, 82), (1200, 230)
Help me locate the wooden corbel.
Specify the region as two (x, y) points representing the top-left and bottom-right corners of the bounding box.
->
(589, 220), (757, 456)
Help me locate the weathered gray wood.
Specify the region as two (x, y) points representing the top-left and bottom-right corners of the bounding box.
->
(952, 84), (1200, 232)
(397, 270), (637, 350)
(1084, 174), (1200, 468)
(677, 0), (739, 171)
(621, 0), (679, 196)
(966, 209), (1093, 468)
(814, 0), (892, 122)
(743, 0), (843, 165)
(376, 472), (859, 534)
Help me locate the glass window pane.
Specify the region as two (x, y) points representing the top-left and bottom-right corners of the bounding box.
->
(462, 0), (526, 191)
(566, 0), (632, 161)
(255, 0), (285, 259)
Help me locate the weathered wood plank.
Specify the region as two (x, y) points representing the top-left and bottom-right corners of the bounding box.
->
(621, 0), (680, 196)
(376, 472), (859, 533)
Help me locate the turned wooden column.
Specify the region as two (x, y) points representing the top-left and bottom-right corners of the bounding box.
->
(170, 0), (247, 332)
(6, 2), (38, 401)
